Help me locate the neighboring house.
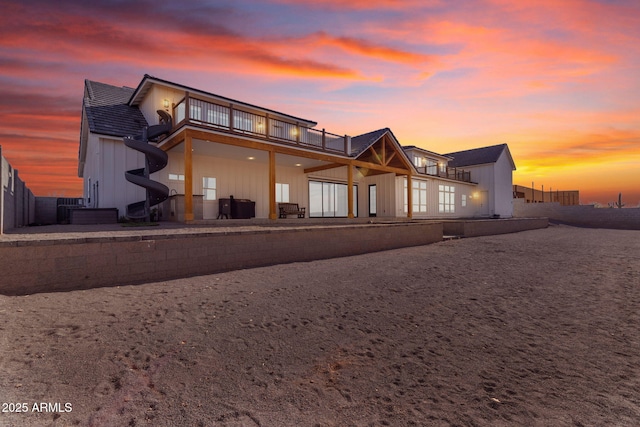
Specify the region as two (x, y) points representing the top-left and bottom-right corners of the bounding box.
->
(444, 144), (517, 218)
(78, 74), (515, 221)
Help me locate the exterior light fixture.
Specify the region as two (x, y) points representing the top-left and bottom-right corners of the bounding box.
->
(247, 156), (255, 160)
(163, 99), (170, 109)
(295, 163), (302, 167)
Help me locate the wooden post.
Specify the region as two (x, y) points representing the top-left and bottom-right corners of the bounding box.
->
(347, 163), (354, 218)
(184, 133), (194, 221)
(269, 150), (277, 220)
(407, 173), (413, 219)
(184, 92), (190, 122)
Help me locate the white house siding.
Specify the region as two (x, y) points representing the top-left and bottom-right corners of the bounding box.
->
(82, 136), (146, 217)
(493, 151), (514, 217)
(359, 173), (397, 218)
(394, 176), (477, 218)
(460, 155), (513, 218)
(161, 151), (319, 219)
(463, 164), (495, 217)
(138, 87), (186, 126)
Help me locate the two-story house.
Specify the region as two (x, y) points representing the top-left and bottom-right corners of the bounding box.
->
(78, 74), (514, 222)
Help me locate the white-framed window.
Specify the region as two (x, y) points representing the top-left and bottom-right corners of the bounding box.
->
(276, 183), (290, 203)
(462, 194), (467, 207)
(309, 181), (356, 218)
(403, 178), (408, 212)
(203, 177), (216, 200)
(412, 180), (428, 212)
(413, 156), (425, 168)
(404, 179), (427, 213)
(439, 185), (455, 213)
(169, 173), (185, 181)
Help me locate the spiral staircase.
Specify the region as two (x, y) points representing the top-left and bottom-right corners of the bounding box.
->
(123, 110), (172, 221)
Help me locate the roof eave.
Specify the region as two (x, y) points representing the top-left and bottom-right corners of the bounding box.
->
(128, 74), (318, 128)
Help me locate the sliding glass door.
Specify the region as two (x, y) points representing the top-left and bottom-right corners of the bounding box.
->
(309, 181), (357, 218)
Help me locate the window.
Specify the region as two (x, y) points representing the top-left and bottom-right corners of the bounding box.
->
(169, 174), (185, 181)
(403, 178), (408, 212)
(413, 156), (425, 168)
(462, 194), (467, 207)
(276, 183), (290, 203)
(404, 179), (427, 213)
(412, 181), (428, 212)
(309, 181), (356, 218)
(439, 185), (455, 213)
(203, 177), (216, 200)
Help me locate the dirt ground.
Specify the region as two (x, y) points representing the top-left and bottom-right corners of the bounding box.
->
(1, 225), (639, 426)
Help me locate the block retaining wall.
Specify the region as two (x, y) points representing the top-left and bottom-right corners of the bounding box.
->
(0, 222), (443, 296)
(513, 199), (640, 230)
(441, 217), (549, 237)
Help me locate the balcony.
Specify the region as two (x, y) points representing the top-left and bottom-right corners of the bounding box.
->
(414, 165), (472, 183)
(171, 95), (350, 155)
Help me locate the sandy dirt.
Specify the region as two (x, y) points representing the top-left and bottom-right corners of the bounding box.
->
(1, 225), (639, 426)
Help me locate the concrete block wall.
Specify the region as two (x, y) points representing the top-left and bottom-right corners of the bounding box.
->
(513, 199), (640, 230)
(1, 147), (36, 233)
(0, 222), (443, 295)
(441, 217), (548, 237)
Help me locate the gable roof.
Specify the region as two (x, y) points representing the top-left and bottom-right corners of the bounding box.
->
(84, 80), (148, 138)
(445, 143), (515, 169)
(350, 128), (391, 156)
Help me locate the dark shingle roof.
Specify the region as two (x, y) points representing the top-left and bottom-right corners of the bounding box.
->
(84, 80), (148, 138)
(444, 144), (509, 167)
(350, 128), (390, 156)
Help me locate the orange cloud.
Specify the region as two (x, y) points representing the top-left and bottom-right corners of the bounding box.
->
(308, 32), (436, 65)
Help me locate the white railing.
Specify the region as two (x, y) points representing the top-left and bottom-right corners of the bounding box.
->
(173, 96), (348, 155)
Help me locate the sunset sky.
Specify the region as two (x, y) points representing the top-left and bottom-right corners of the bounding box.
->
(1, 0), (639, 206)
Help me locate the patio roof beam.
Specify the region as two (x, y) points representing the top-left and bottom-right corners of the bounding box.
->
(303, 163), (344, 174)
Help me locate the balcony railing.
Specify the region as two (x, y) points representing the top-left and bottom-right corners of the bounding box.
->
(415, 165), (472, 183)
(172, 94), (350, 155)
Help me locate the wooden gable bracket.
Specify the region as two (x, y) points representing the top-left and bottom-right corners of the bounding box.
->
(385, 150), (397, 166)
(367, 145), (383, 165)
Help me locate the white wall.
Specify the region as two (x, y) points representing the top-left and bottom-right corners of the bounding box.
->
(394, 176), (478, 218)
(493, 151), (514, 217)
(83, 135), (145, 218)
(138, 86), (186, 126)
